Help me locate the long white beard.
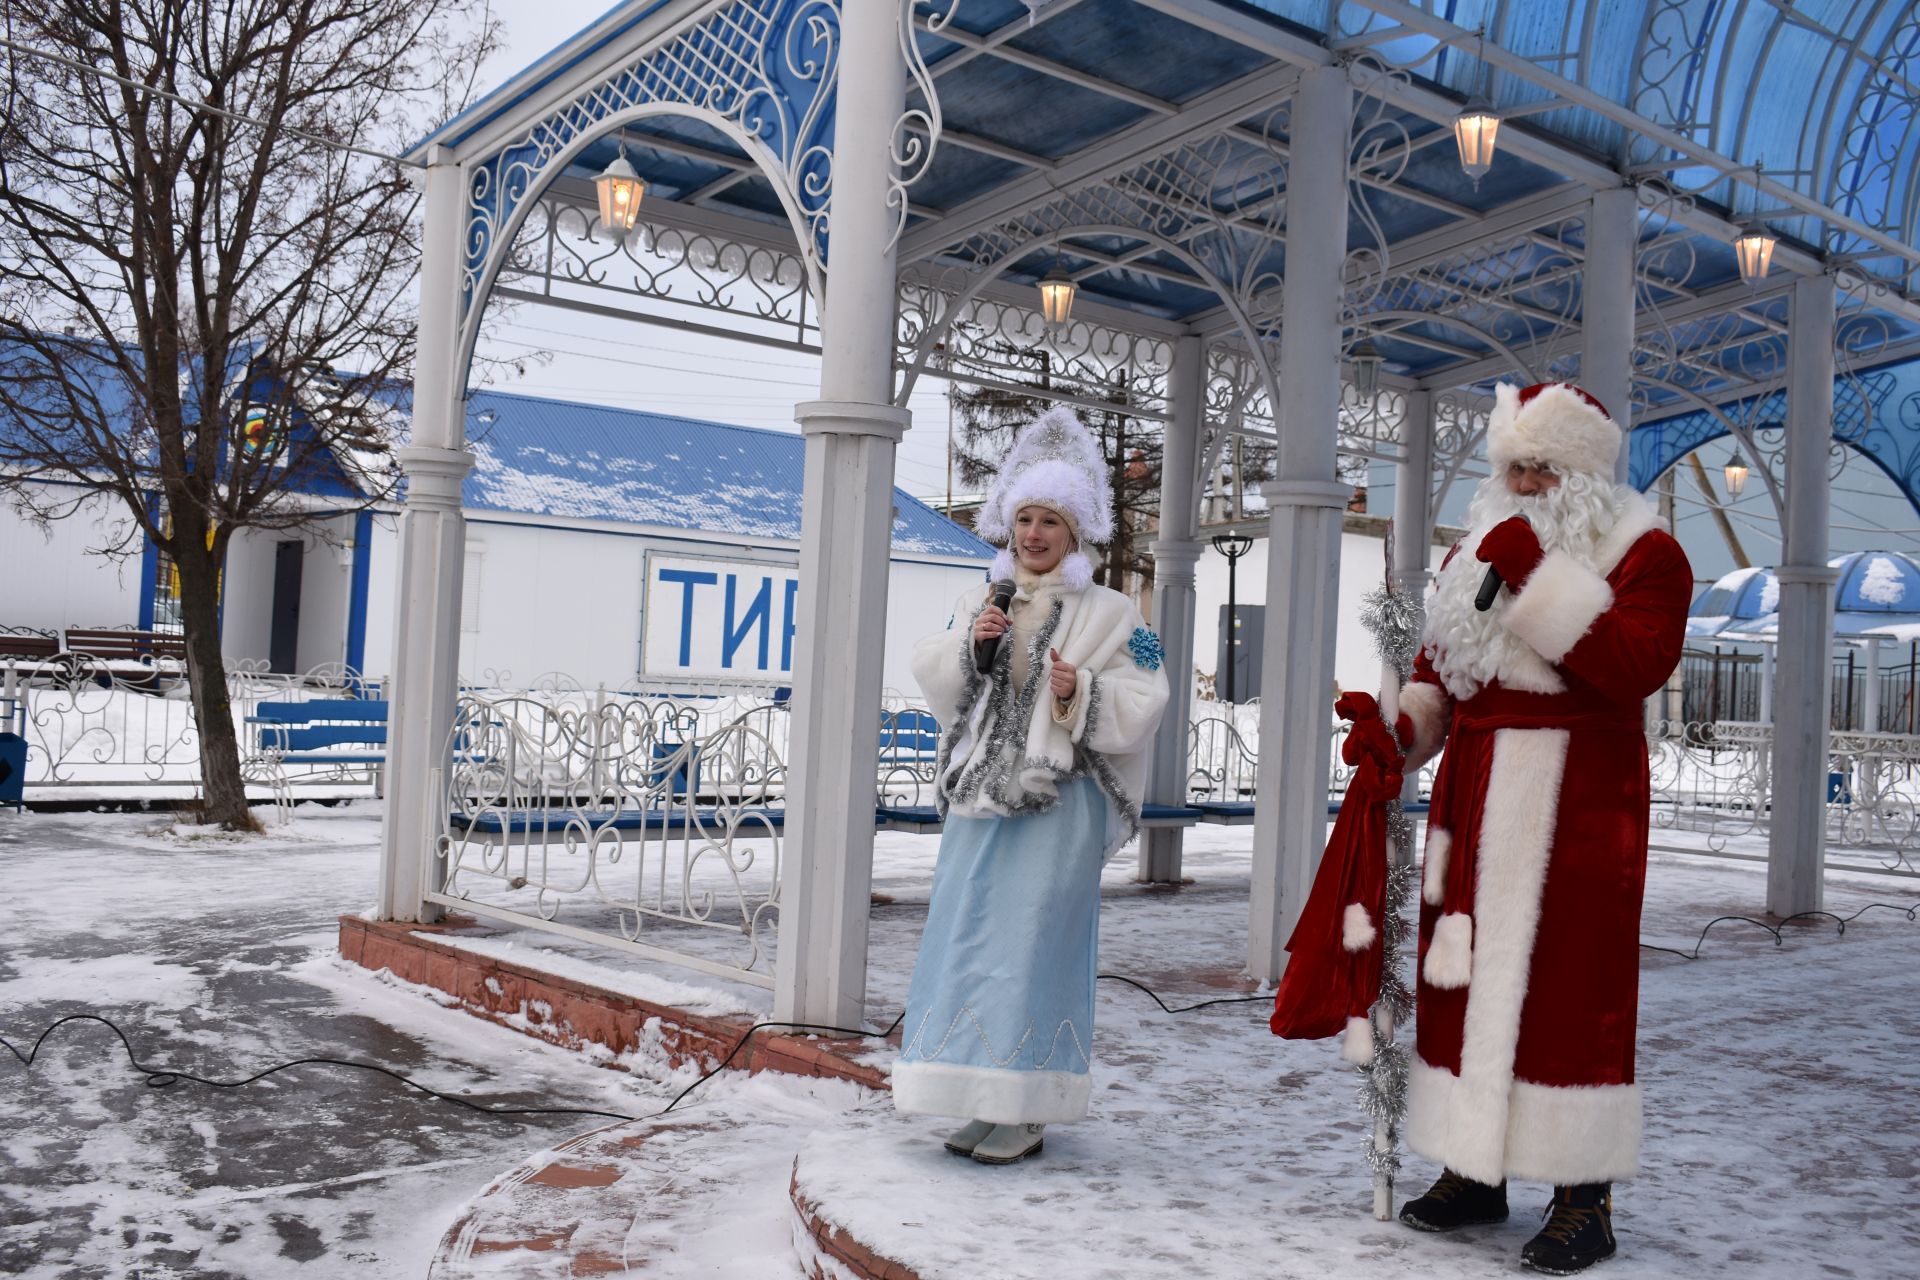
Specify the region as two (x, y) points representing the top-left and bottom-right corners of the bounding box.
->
(1424, 472), (1629, 700)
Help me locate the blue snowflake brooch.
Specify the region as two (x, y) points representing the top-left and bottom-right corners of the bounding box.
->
(1127, 627), (1164, 671)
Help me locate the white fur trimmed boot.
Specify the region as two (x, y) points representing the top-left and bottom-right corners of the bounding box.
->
(969, 1123), (1045, 1165)
(941, 1120), (996, 1156)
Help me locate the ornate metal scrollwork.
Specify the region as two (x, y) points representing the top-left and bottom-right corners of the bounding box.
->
(461, 0), (841, 342)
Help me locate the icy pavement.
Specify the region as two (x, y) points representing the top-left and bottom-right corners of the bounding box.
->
(0, 805), (675, 1279)
(3, 805), (1918, 1278)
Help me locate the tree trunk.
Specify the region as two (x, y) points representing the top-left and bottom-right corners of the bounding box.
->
(175, 536), (258, 830)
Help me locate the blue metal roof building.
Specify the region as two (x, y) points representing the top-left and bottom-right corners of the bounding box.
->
(458, 388), (992, 559)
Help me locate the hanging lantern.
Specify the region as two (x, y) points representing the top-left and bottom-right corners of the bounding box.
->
(1734, 224), (1776, 285)
(1038, 262), (1077, 329)
(1452, 95), (1500, 186)
(1723, 447), (1750, 497)
(594, 145), (645, 233)
(1349, 338), (1383, 399)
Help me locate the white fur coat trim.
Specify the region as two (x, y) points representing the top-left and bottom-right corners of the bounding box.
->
(891, 1059), (1092, 1125)
(1342, 903), (1376, 953)
(1399, 680), (1449, 768)
(1342, 1016), (1374, 1066)
(1425, 912), (1473, 988)
(1501, 548), (1615, 664)
(1408, 1059), (1642, 1184)
(1422, 827), (1452, 907)
(911, 581), (1168, 861)
(1411, 725), (1571, 1185)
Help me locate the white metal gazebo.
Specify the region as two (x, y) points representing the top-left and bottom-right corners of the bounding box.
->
(375, 0), (1920, 1027)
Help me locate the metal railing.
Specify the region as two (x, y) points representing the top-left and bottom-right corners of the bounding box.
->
(5, 655), (378, 793)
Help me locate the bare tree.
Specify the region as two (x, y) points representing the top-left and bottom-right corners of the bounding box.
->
(951, 346), (1164, 598)
(0, 0), (493, 828)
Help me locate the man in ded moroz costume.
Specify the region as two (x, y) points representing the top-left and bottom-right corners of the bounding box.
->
(1341, 383), (1690, 1273)
(893, 407), (1169, 1166)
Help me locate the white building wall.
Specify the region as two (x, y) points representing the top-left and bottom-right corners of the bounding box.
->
(0, 486), (143, 634)
(882, 558), (989, 699)
(363, 514), (992, 693)
(362, 515), (402, 681)
(458, 519), (648, 687)
(215, 519), (354, 672)
(219, 528), (277, 666)
(1190, 528), (1450, 703)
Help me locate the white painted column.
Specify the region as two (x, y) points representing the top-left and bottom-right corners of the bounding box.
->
(1142, 333), (1205, 884)
(1768, 274), (1837, 918)
(773, 0), (909, 1030)
(1393, 390), (1435, 600)
(1583, 188), (1638, 483)
(378, 146), (473, 922)
(1248, 65), (1353, 982)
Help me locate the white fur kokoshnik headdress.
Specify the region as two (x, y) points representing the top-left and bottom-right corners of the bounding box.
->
(976, 406), (1114, 590)
(1486, 381), (1622, 480)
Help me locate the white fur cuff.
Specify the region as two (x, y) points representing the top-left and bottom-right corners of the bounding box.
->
(1422, 828), (1451, 907)
(1342, 903), (1376, 953)
(1398, 680), (1449, 768)
(1342, 1016), (1374, 1065)
(1426, 912), (1474, 989)
(1500, 549), (1613, 663)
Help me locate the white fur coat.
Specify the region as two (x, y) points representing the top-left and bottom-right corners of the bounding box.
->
(911, 574), (1169, 860)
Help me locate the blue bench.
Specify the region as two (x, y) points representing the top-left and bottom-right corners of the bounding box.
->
(247, 700), (390, 810)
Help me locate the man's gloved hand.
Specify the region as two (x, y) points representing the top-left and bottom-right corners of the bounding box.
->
(1475, 515), (1546, 590)
(1335, 691), (1412, 773)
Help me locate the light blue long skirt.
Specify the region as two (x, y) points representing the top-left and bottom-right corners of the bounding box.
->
(891, 777), (1109, 1125)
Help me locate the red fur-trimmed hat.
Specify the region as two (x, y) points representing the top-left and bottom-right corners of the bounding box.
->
(1486, 381), (1621, 479)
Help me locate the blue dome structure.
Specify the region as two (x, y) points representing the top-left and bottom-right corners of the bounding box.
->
(1687, 566), (1779, 638)
(1830, 551), (1920, 615)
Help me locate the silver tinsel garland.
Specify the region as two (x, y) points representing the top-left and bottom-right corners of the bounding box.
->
(1354, 579), (1425, 1190)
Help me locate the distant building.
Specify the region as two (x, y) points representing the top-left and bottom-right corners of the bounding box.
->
(2, 390), (993, 692)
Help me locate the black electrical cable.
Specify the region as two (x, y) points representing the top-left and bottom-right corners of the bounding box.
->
(1096, 973), (1269, 1014)
(9, 902), (1915, 1125)
(1639, 900), (1920, 961)
(0, 1013), (642, 1122)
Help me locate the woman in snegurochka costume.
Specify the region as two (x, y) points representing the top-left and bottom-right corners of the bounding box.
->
(893, 406), (1170, 1166)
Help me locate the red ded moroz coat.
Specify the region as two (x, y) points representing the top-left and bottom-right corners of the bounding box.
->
(1398, 496), (1691, 1187)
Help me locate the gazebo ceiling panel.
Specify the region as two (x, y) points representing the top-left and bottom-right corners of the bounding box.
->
(701, 176), (796, 227)
(619, 114), (754, 159)
(914, 47), (1155, 159)
(900, 145), (1033, 214)
(1001, 0), (1278, 106)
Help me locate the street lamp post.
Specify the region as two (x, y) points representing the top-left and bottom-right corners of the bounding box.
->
(1212, 532), (1254, 704)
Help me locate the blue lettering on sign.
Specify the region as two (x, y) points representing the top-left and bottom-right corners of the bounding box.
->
(782, 578), (800, 671)
(658, 568), (718, 666)
(724, 575), (774, 670)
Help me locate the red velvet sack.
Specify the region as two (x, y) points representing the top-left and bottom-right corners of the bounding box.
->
(1268, 752), (1397, 1041)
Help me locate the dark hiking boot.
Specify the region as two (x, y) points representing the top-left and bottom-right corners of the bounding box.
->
(1521, 1183), (1617, 1274)
(1398, 1168), (1509, 1231)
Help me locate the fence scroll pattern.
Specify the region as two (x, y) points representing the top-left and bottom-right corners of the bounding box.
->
(433, 692), (789, 986)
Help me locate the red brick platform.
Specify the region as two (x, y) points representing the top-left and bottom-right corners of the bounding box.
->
(337, 914), (890, 1090)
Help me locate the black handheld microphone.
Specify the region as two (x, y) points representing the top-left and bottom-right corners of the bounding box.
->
(976, 578), (1017, 673)
(1473, 514), (1530, 612)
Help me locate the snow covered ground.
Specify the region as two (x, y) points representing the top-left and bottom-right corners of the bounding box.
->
(3, 804), (1917, 1278)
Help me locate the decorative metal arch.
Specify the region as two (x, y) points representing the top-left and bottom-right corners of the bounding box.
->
(455, 0), (842, 373)
(1628, 360), (1920, 517)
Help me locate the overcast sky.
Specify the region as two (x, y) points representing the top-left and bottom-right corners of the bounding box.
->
(463, 0), (1918, 586)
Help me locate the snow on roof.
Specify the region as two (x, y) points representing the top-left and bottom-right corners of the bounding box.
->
(460, 389), (992, 560)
